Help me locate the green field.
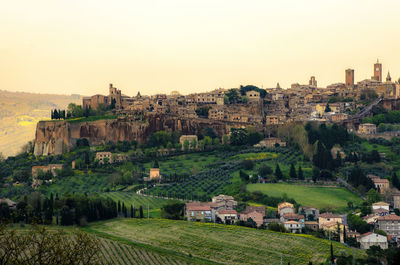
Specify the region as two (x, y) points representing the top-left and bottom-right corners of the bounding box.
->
(101, 192), (179, 218)
(247, 183), (363, 211)
(143, 152), (218, 175)
(83, 218), (365, 265)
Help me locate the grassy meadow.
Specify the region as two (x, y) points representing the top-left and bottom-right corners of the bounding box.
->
(83, 218), (365, 265)
(247, 183), (363, 211)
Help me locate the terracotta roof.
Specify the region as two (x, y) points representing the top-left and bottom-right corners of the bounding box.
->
(186, 202), (218, 208)
(285, 221), (300, 224)
(304, 221), (318, 225)
(186, 205), (211, 211)
(282, 213), (304, 220)
(362, 214), (378, 221)
(377, 214), (400, 221)
(217, 209), (237, 214)
(319, 212), (341, 219)
(240, 210), (263, 216)
(360, 232), (373, 238)
(373, 208), (389, 213)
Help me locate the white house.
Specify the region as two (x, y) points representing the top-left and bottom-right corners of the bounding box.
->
(284, 221), (302, 233)
(357, 232), (388, 250)
(372, 202), (390, 211)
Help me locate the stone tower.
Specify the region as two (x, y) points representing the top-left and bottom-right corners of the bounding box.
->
(108, 83), (122, 109)
(373, 59), (382, 82)
(309, 76), (317, 87)
(345, 69), (354, 88)
(386, 72), (392, 82)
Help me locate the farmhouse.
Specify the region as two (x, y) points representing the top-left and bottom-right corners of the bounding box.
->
(372, 201), (390, 211)
(318, 213), (342, 228)
(96, 152), (112, 164)
(31, 164), (63, 177)
(185, 202), (215, 222)
(357, 232), (388, 250)
(254, 138), (287, 148)
(278, 202), (294, 215)
(299, 206), (319, 221)
(284, 221), (302, 233)
(216, 209), (238, 224)
(280, 213), (305, 227)
(304, 221), (319, 231)
(211, 195), (237, 210)
(369, 177), (390, 194)
(239, 206), (265, 226)
(179, 135), (198, 150)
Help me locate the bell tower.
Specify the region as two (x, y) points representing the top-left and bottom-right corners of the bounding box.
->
(373, 59), (382, 82)
(345, 69), (354, 88)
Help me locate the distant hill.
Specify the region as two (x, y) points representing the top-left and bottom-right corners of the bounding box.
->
(0, 90), (81, 157)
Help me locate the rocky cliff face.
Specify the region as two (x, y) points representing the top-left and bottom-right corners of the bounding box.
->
(33, 114), (252, 156)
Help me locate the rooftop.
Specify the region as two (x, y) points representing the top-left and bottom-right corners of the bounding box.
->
(319, 212), (341, 219)
(378, 214), (400, 221)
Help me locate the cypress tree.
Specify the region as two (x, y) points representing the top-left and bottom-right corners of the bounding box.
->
(392, 172), (400, 190)
(343, 227), (347, 243)
(298, 166), (304, 180)
(51, 110), (54, 120)
(275, 164), (283, 180)
(330, 242), (334, 265)
(130, 205), (134, 218)
(290, 163), (297, 179)
(139, 206), (144, 218)
(122, 203), (127, 217)
(117, 200), (121, 214)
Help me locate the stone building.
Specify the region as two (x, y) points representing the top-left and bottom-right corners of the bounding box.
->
(245, 90), (261, 102)
(179, 135), (198, 150)
(31, 164), (63, 177)
(358, 123), (377, 135)
(216, 209), (238, 224)
(149, 168), (160, 180)
(358, 232), (388, 250)
(393, 191), (400, 209)
(95, 152), (112, 164)
(278, 202), (295, 215)
(239, 209), (264, 227)
(254, 138), (286, 148)
(318, 213), (342, 228)
(211, 195), (237, 210)
(371, 178), (390, 194)
(376, 214), (400, 236)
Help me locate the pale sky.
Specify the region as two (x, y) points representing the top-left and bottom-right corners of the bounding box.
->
(1, 0), (400, 96)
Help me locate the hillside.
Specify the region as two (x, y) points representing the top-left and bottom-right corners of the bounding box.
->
(0, 90), (81, 157)
(83, 218), (366, 265)
(247, 183), (363, 212)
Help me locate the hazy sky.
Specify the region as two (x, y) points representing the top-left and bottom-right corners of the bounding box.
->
(1, 0), (400, 96)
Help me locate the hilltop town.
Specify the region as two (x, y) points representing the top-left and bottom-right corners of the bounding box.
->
(81, 60), (399, 129)
(3, 60), (400, 264)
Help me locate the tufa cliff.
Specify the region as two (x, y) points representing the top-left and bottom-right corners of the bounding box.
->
(33, 114), (257, 156)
